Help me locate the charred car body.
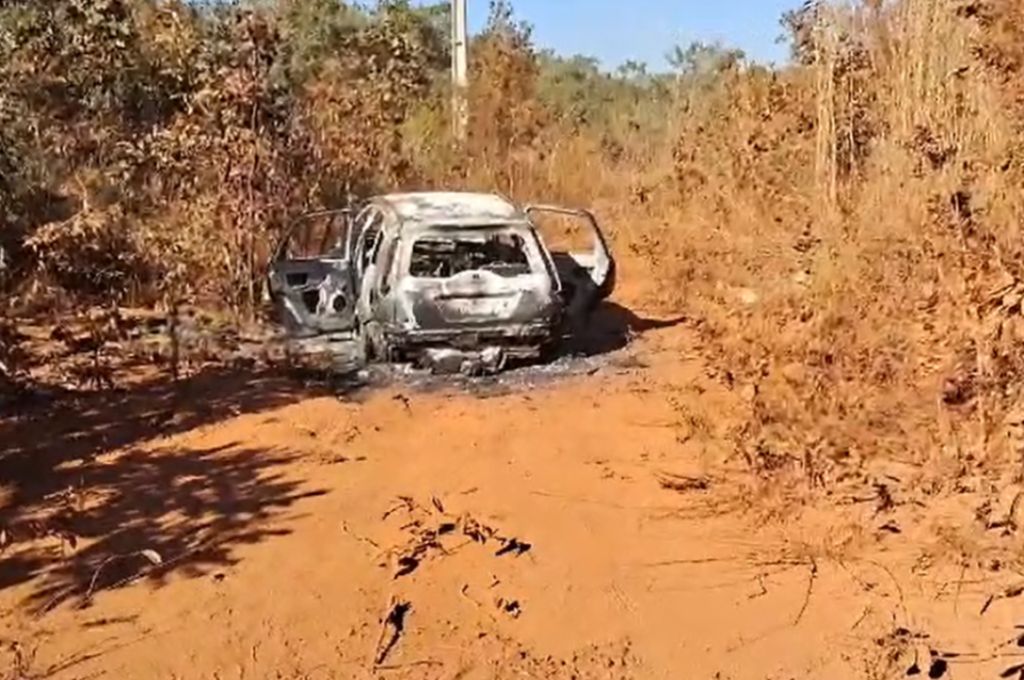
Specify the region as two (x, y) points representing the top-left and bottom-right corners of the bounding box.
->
(267, 192), (615, 373)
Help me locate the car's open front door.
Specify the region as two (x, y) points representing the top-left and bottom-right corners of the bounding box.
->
(525, 205), (616, 320)
(266, 209), (358, 336)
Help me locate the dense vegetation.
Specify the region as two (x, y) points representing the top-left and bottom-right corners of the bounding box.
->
(3, 0), (1024, 493)
(0, 0), (677, 308)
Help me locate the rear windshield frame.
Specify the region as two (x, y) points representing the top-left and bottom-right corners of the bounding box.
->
(405, 226), (541, 280)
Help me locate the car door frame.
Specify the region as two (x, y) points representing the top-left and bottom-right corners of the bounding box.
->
(265, 208), (357, 335)
(351, 203), (394, 323)
(524, 204), (616, 319)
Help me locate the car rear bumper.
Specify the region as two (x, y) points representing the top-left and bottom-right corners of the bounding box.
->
(395, 325), (554, 374)
(387, 321), (556, 354)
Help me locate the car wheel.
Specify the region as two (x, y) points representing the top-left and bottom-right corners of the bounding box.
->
(539, 338), (562, 363)
(361, 321), (390, 364)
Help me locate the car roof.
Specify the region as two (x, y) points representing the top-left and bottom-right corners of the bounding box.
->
(374, 191), (527, 228)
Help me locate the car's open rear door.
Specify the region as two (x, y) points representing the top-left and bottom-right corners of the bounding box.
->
(266, 209), (358, 336)
(525, 205), (616, 320)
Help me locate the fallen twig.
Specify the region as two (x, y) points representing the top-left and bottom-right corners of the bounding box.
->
(459, 584), (483, 609)
(850, 606), (871, 630)
(341, 521), (380, 550)
(980, 583), (1024, 616)
(371, 597), (411, 668)
(748, 574), (768, 600)
(375, 660), (442, 671)
(656, 472), (711, 493)
(382, 496), (416, 521)
(370, 595), (397, 668)
(863, 559), (909, 625)
(84, 550), (163, 604)
(794, 558), (818, 625)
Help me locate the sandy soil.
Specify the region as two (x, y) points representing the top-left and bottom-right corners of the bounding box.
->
(3, 276), (1024, 680)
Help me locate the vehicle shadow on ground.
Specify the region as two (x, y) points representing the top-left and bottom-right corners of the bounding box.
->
(0, 366), (347, 612)
(563, 301), (688, 357)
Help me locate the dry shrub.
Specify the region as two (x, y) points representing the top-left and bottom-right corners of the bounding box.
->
(300, 10), (435, 200)
(0, 1), (440, 310)
(648, 0), (1024, 499)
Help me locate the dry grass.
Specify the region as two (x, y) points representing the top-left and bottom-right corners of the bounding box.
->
(641, 0), (1024, 497)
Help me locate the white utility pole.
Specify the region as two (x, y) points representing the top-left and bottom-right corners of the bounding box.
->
(451, 0), (469, 142)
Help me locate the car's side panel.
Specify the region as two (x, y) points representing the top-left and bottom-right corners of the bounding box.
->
(266, 210), (358, 335)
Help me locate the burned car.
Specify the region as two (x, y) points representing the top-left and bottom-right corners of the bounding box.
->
(266, 192), (615, 373)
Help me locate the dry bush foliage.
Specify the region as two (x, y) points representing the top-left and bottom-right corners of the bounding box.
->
(662, 0), (1024, 497)
(3, 0), (1024, 494)
(0, 0), (445, 309)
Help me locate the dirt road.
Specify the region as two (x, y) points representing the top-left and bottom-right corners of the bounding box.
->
(2, 279), (1023, 679)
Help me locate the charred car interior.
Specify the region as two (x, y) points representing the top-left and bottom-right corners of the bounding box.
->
(267, 192), (616, 374)
(409, 233), (533, 280)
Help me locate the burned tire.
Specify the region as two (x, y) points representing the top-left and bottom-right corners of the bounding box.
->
(538, 338), (563, 364)
(361, 321), (391, 364)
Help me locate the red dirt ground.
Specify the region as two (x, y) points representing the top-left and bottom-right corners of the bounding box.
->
(2, 274), (1024, 679)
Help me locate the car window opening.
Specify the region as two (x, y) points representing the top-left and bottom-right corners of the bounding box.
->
(410, 232), (532, 279)
(287, 213), (349, 260)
